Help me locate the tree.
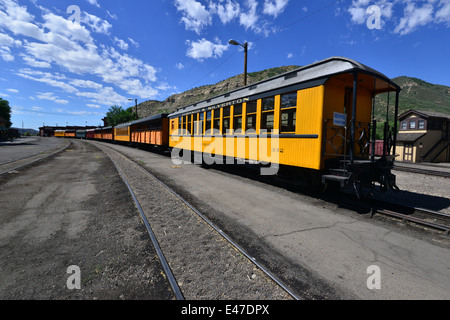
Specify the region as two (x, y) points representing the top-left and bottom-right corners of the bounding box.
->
(104, 105), (136, 126)
(0, 98), (12, 128)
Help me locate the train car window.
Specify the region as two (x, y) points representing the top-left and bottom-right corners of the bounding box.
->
(246, 101), (257, 131)
(213, 110), (221, 133)
(198, 112), (204, 135)
(193, 113), (199, 135)
(262, 97), (274, 111)
(187, 114), (193, 135)
(183, 115), (188, 134)
(205, 111), (212, 133)
(280, 92), (297, 133)
(222, 106), (231, 133)
(281, 92), (297, 109)
(234, 103), (242, 132)
(178, 117), (182, 130)
(261, 97), (275, 133)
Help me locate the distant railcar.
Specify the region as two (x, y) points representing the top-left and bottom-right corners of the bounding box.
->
(101, 126), (114, 141)
(55, 130), (65, 138)
(114, 123), (130, 143)
(76, 130), (86, 139)
(94, 128), (102, 140)
(86, 129), (95, 139)
(64, 130), (76, 138)
(130, 114), (169, 147)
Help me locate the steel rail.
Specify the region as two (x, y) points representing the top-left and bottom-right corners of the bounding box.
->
(0, 139), (71, 177)
(338, 193), (450, 235)
(106, 153), (185, 301)
(393, 165), (450, 178)
(414, 206), (450, 220)
(376, 208), (450, 235)
(90, 141), (300, 299)
(362, 198), (450, 235)
(95, 141), (301, 301)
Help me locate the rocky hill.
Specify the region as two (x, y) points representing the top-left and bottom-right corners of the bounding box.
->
(138, 66), (301, 118)
(138, 66), (450, 120)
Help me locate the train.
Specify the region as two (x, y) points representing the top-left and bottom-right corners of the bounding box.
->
(56, 57), (401, 196)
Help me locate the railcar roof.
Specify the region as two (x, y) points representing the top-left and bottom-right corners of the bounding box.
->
(169, 56), (400, 118)
(115, 113), (169, 128)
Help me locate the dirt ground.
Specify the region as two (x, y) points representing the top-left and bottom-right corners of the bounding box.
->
(0, 140), (173, 300)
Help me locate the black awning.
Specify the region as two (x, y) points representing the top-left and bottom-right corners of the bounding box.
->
(396, 132), (425, 142)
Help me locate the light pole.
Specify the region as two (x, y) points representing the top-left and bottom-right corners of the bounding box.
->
(229, 39), (248, 86)
(128, 98), (138, 120)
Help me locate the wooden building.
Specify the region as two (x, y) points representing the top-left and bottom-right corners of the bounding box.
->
(396, 110), (450, 163)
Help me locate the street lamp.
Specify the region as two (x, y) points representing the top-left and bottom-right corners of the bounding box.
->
(128, 98), (138, 120)
(229, 39), (248, 86)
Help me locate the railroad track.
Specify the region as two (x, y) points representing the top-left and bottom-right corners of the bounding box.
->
(0, 139), (71, 177)
(336, 193), (450, 236)
(393, 164), (450, 178)
(90, 140), (300, 301)
(369, 199), (450, 236)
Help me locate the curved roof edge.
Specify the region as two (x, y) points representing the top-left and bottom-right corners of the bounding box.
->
(169, 56), (400, 118)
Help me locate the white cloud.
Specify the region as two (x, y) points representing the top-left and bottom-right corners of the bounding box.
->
(114, 37), (129, 50)
(210, 0), (241, 24)
(174, 0), (212, 34)
(240, 0), (259, 31)
(287, 52), (293, 59)
(128, 37), (139, 48)
(68, 110), (103, 116)
(17, 69), (78, 94)
(348, 0), (449, 35)
(0, 46), (14, 61)
(173, 0), (290, 36)
(36, 92), (69, 105)
(81, 12), (112, 35)
(186, 38), (229, 61)
(107, 10), (118, 20)
(263, 0), (289, 18)
(6, 88), (18, 93)
(86, 0), (100, 8)
(70, 79), (104, 90)
(1, 0), (163, 102)
(86, 104), (101, 109)
(435, 0), (450, 26)
(0, 32), (15, 46)
(175, 62), (185, 70)
(394, 2), (434, 35)
(75, 86), (127, 106)
(21, 54), (51, 68)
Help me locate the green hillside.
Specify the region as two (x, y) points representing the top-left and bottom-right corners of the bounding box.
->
(375, 76), (450, 122)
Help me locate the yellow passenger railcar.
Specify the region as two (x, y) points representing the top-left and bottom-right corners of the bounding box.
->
(114, 124), (130, 142)
(55, 130), (65, 138)
(168, 57), (401, 194)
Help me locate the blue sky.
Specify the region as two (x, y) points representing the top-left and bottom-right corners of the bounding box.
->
(1, 0), (449, 130)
